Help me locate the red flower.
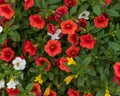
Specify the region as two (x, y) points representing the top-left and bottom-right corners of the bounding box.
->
(66, 46), (80, 58)
(47, 23), (56, 34)
(31, 83), (42, 96)
(80, 34), (96, 49)
(64, 0), (77, 7)
(48, 15), (55, 21)
(55, 6), (68, 15)
(106, 0), (111, 5)
(113, 62), (120, 78)
(24, 0), (34, 10)
(67, 33), (79, 45)
(59, 57), (70, 73)
(48, 90), (57, 96)
(112, 75), (120, 86)
(6, 87), (19, 96)
(67, 88), (79, 96)
(78, 18), (87, 28)
(23, 40), (36, 56)
(55, 14), (61, 22)
(0, 0), (4, 4)
(60, 20), (77, 34)
(83, 93), (93, 96)
(94, 14), (109, 28)
(44, 40), (62, 56)
(0, 47), (14, 62)
(35, 57), (51, 72)
(29, 14), (45, 30)
(0, 4), (14, 19)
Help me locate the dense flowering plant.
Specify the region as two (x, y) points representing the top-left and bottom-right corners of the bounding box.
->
(1, 0), (120, 96)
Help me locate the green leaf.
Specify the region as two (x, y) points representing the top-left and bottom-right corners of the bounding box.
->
(110, 42), (120, 51)
(78, 4), (89, 13)
(17, 85), (25, 92)
(113, 3), (120, 9)
(96, 89), (105, 96)
(106, 9), (120, 17)
(11, 25), (20, 30)
(92, 4), (101, 15)
(70, 5), (78, 16)
(0, 33), (7, 45)
(25, 83), (33, 92)
(34, 0), (41, 7)
(8, 31), (21, 42)
(82, 57), (92, 67)
(42, 0), (47, 8)
(47, 0), (61, 4)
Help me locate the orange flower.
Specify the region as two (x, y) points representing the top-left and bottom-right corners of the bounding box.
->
(59, 57), (70, 73)
(35, 57), (51, 72)
(94, 13), (109, 28)
(44, 40), (62, 56)
(31, 83), (42, 96)
(0, 4), (14, 19)
(60, 20), (77, 34)
(24, 0), (34, 10)
(29, 14), (45, 30)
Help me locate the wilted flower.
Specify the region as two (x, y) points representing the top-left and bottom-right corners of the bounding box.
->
(78, 10), (90, 20)
(34, 74), (43, 84)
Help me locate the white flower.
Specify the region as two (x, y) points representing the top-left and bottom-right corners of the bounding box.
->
(0, 79), (5, 89)
(78, 10), (90, 20)
(7, 78), (17, 89)
(48, 29), (61, 40)
(0, 26), (3, 33)
(12, 57), (26, 70)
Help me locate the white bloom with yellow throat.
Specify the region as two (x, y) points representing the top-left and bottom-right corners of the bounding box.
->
(12, 57), (26, 70)
(78, 10), (90, 20)
(7, 78), (17, 89)
(0, 79), (5, 89)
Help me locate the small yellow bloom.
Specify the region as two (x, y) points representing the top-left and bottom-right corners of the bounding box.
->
(34, 74), (43, 84)
(44, 85), (51, 96)
(105, 89), (111, 96)
(67, 57), (77, 66)
(64, 75), (75, 84)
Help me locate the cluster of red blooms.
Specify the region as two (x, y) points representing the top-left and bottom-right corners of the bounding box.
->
(0, 0), (112, 95)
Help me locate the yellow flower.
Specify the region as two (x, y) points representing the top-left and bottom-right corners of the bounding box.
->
(43, 85), (51, 96)
(34, 74), (43, 84)
(105, 89), (111, 96)
(67, 57), (77, 66)
(64, 75), (75, 84)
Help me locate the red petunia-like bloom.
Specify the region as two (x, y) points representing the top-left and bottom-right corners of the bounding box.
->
(113, 62), (120, 78)
(48, 90), (57, 96)
(47, 23), (56, 34)
(80, 34), (96, 49)
(67, 88), (79, 96)
(35, 57), (51, 72)
(67, 33), (79, 45)
(55, 6), (68, 15)
(0, 4), (14, 19)
(83, 93), (93, 96)
(106, 0), (111, 5)
(23, 40), (36, 56)
(94, 14), (109, 28)
(64, 0), (77, 7)
(112, 75), (120, 86)
(78, 18), (87, 28)
(29, 14), (45, 30)
(60, 20), (77, 34)
(66, 46), (80, 58)
(59, 57), (70, 73)
(0, 0), (4, 4)
(24, 0), (34, 10)
(44, 40), (62, 56)
(6, 87), (19, 96)
(0, 47), (14, 62)
(31, 83), (42, 96)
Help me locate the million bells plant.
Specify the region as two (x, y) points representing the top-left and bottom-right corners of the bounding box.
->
(1, 0), (120, 96)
